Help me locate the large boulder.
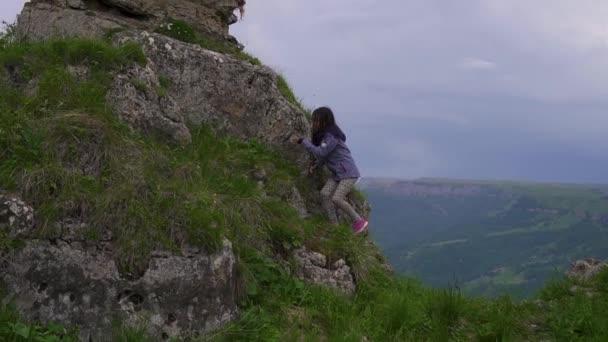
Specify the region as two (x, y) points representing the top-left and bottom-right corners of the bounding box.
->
(108, 31), (311, 165)
(0, 195), (240, 341)
(16, 0), (241, 42)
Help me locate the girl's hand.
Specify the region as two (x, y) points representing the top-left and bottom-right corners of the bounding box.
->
(289, 135), (302, 144)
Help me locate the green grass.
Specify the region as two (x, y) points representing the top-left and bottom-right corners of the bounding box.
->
(129, 78), (147, 92)
(276, 74), (309, 115)
(3, 35), (608, 341)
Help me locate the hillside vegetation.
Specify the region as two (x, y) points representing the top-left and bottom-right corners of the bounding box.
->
(1, 25), (608, 341)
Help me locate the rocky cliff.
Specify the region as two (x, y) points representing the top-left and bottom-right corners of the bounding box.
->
(0, 1), (371, 340)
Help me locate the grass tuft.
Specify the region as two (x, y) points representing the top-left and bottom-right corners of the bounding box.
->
(426, 282), (466, 334)
(276, 74), (308, 113)
(156, 19), (261, 65)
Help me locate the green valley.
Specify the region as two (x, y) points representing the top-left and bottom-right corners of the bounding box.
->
(361, 178), (608, 298)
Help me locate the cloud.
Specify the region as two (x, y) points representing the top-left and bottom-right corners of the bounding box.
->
(460, 58), (497, 71)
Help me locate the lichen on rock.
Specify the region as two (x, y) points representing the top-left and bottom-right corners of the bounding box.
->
(0, 194), (35, 239)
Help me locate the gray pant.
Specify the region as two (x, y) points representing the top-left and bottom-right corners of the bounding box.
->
(320, 178), (362, 225)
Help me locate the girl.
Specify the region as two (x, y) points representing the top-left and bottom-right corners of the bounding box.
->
(291, 107), (369, 234)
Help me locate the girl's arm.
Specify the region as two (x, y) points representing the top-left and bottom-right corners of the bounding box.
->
(300, 133), (339, 159)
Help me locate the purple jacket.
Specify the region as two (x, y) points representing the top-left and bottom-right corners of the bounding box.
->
(301, 133), (361, 181)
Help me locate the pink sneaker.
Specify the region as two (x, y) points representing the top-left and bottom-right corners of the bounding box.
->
(352, 219), (369, 235)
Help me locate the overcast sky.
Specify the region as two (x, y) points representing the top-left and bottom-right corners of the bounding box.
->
(3, 1), (608, 183)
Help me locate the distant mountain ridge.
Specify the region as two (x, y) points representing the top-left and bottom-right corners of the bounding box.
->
(360, 178), (508, 197)
(361, 177), (608, 219)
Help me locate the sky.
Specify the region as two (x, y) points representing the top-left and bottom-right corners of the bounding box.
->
(3, 1), (608, 183)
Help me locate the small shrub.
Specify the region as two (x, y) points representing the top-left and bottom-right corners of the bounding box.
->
(426, 282), (466, 334)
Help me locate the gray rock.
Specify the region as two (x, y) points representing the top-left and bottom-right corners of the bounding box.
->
(106, 63), (192, 145)
(2, 239), (239, 341)
(17, 2), (124, 41)
(294, 248), (355, 295)
(111, 31), (311, 165)
(566, 258), (608, 281)
(306, 251), (326, 268)
(0, 194), (35, 239)
(17, 0), (242, 42)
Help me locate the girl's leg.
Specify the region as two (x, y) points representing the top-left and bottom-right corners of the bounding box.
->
(320, 179), (339, 225)
(331, 178), (362, 222)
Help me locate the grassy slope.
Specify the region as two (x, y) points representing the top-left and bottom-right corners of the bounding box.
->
(1, 31), (608, 341)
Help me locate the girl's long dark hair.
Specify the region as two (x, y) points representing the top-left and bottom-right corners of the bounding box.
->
(311, 107), (346, 146)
